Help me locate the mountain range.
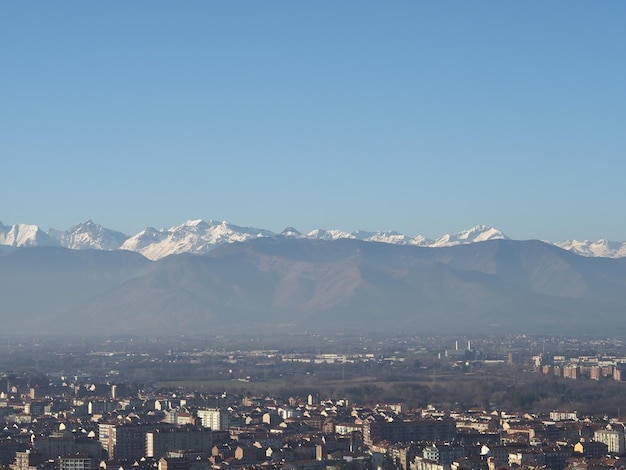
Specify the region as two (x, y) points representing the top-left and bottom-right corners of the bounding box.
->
(2, 218), (626, 337)
(1, 219), (625, 260)
(1, 233), (626, 337)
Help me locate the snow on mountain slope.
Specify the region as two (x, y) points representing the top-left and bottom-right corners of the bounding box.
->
(353, 229), (418, 245)
(124, 223), (438, 260)
(555, 239), (626, 258)
(120, 226), (168, 253)
(4, 218), (626, 259)
(280, 227), (303, 238)
(431, 224), (508, 247)
(48, 219), (129, 250)
(0, 222), (58, 247)
(120, 219), (274, 260)
(306, 229), (354, 240)
(409, 235), (433, 246)
(306, 228), (432, 246)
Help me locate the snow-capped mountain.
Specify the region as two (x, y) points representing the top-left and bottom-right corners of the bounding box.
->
(0, 222), (58, 247)
(554, 239), (626, 258)
(48, 219), (129, 250)
(118, 222), (508, 260)
(1, 218), (625, 260)
(431, 224), (508, 247)
(120, 219), (274, 260)
(305, 228), (353, 241)
(280, 227), (303, 238)
(306, 228), (432, 246)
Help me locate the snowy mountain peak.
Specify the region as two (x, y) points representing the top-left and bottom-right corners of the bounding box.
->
(554, 238), (626, 258)
(119, 219), (274, 260)
(3, 218), (626, 260)
(306, 229), (354, 241)
(48, 220), (129, 250)
(281, 227), (303, 237)
(432, 225), (508, 247)
(183, 219), (207, 227)
(120, 227), (166, 252)
(0, 222), (58, 247)
(458, 225), (507, 241)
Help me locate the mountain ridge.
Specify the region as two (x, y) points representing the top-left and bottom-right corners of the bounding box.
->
(2, 237), (626, 336)
(1, 219), (625, 260)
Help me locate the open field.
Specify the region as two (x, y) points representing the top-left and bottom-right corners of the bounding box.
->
(152, 377), (289, 392)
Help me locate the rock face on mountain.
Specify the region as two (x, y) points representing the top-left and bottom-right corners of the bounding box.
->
(1, 238), (625, 337)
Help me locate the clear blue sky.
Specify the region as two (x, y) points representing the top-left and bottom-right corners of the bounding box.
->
(2, 2), (625, 241)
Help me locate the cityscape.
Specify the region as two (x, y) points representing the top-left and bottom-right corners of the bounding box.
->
(4, 2), (625, 470)
(2, 334), (626, 470)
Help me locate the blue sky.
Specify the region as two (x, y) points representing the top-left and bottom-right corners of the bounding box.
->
(2, 2), (625, 241)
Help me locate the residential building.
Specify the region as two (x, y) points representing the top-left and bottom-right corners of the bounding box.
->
(196, 408), (229, 431)
(594, 427), (625, 454)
